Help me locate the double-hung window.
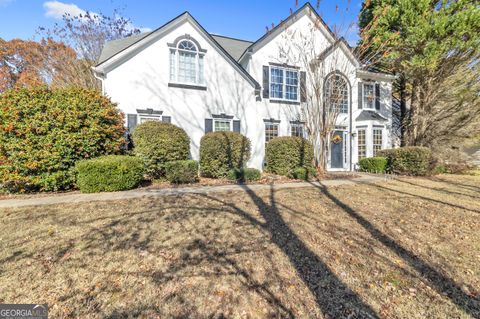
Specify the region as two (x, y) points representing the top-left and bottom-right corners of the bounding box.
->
(270, 66), (299, 101)
(357, 129), (366, 160)
(362, 83), (375, 109)
(170, 39), (205, 85)
(291, 123), (305, 138)
(373, 129), (383, 156)
(214, 119), (231, 132)
(265, 122), (279, 145)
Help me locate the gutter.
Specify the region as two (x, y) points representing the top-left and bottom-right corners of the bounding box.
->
(92, 67), (106, 96)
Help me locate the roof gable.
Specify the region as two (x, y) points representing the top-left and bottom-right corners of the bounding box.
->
(238, 2), (361, 68)
(94, 12), (260, 90)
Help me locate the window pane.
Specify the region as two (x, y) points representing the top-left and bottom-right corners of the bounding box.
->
(270, 68), (284, 99)
(325, 75), (348, 113)
(198, 55), (204, 84)
(265, 123), (279, 144)
(214, 120), (231, 132)
(178, 51), (197, 83)
(363, 84), (375, 109)
(373, 129), (383, 156)
(178, 40), (196, 51)
(358, 129), (366, 160)
(291, 124), (304, 137)
(139, 116), (161, 124)
(169, 50), (176, 81)
(285, 70), (298, 101)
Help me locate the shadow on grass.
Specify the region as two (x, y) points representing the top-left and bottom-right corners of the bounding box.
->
(201, 185), (380, 319)
(310, 182), (480, 318)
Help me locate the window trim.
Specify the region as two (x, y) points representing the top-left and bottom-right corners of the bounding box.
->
(362, 82), (376, 110)
(213, 118), (232, 132)
(269, 66), (300, 102)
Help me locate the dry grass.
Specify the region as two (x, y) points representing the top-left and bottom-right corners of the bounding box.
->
(0, 175), (479, 318)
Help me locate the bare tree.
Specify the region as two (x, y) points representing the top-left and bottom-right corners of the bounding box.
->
(38, 9), (143, 90)
(276, 4), (369, 172)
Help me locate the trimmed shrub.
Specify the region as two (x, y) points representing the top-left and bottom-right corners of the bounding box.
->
(266, 136), (314, 176)
(0, 87), (126, 192)
(227, 167), (262, 182)
(378, 147), (433, 176)
(200, 132), (251, 178)
(165, 160), (199, 184)
(289, 166), (318, 181)
(359, 157), (388, 173)
(132, 121), (190, 178)
(75, 155), (144, 193)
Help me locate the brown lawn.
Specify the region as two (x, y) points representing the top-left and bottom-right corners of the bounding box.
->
(0, 175), (479, 318)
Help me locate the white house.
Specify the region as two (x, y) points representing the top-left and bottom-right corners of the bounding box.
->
(93, 2), (395, 171)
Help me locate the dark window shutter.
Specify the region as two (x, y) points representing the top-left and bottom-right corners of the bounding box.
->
(162, 116), (171, 123)
(233, 120), (240, 133)
(358, 82), (363, 109)
(263, 66), (270, 98)
(127, 114), (137, 131)
(300, 71), (307, 103)
(375, 83), (381, 110)
(205, 118), (213, 133)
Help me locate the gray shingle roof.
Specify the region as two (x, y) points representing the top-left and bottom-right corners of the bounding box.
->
(210, 35), (252, 61)
(97, 32), (153, 65)
(97, 32), (252, 65)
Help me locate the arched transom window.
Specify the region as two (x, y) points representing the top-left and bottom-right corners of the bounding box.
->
(324, 74), (349, 114)
(170, 39), (205, 85)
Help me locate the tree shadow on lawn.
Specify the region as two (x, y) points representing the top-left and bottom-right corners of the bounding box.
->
(201, 185), (380, 319)
(309, 182), (480, 318)
(393, 178), (480, 201)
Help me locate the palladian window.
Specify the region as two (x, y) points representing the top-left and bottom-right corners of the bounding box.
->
(170, 39), (205, 85)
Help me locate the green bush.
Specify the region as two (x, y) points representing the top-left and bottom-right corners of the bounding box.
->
(378, 147), (433, 176)
(200, 132), (251, 178)
(265, 136), (314, 176)
(227, 167), (262, 182)
(165, 160), (199, 184)
(289, 166), (318, 180)
(0, 87), (126, 192)
(75, 155), (144, 193)
(132, 121), (190, 178)
(359, 157), (388, 173)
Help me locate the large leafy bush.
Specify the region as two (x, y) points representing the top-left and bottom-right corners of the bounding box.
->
(165, 160), (199, 184)
(359, 157), (388, 173)
(378, 147), (433, 176)
(200, 132), (251, 178)
(132, 121), (190, 178)
(75, 155), (144, 193)
(0, 86), (125, 192)
(265, 136), (314, 176)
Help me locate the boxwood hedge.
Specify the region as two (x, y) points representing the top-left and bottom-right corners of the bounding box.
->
(359, 157), (388, 173)
(200, 132), (251, 178)
(132, 121), (190, 179)
(265, 136), (314, 176)
(75, 155), (144, 193)
(165, 160), (199, 184)
(377, 147), (433, 176)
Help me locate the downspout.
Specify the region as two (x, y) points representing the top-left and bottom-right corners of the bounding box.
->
(92, 67), (106, 96)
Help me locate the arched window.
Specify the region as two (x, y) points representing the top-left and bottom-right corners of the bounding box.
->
(170, 39), (205, 85)
(324, 74), (349, 114)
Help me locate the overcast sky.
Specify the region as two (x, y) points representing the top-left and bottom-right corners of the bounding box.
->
(0, 0), (362, 45)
